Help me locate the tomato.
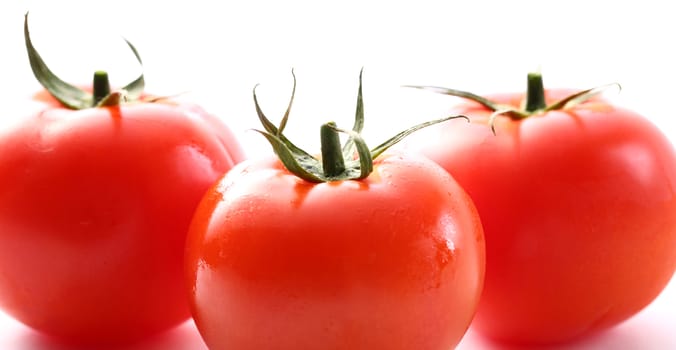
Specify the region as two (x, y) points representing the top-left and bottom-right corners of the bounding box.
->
(0, 15), (244, 344)
(401, 73), (676, 344)
(185, 71), (485, 350)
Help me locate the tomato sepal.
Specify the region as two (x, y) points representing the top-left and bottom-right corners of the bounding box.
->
(405, 73), (621, 133)
(253, 69), (468, 183)
(24, 12), (144, 109)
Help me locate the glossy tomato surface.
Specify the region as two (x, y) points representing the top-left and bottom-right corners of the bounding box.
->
(0, 90), (244, 344)
(186, 152), (485, 350)
(403, 90), (676, 344)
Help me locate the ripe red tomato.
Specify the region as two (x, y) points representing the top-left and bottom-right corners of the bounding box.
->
(185, 71), (485, 350)
(0, 15), (245, 344)
(402, 74), (676, 344)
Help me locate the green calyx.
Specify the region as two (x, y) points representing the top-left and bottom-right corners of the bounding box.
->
(24, 12), (145, 109)
(253, 69), (469, 183)
(405, 72), (620, 133)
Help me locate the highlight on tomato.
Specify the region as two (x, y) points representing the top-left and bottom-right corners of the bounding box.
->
(400, 72), (676, 345)
(0, 14), (244, 345)
(185, 69), (486, 350)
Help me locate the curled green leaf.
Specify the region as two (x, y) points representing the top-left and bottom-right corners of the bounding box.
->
(24, 12), (144, 109)
(253, 70), (468, 183)
(405, 72), (622, 135)
(547, 83), (622, 111)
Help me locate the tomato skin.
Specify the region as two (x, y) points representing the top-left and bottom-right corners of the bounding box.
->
(186, 152), (485, 350)
(0, 92), (244, 344)
(403, 90), (676, 344)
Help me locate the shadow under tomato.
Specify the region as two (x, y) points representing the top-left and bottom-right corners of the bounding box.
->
(460, 321), (674, 350)
(14, 320), (208, 350)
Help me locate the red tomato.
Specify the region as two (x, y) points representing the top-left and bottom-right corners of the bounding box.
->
(185, 71), (485, 350)
(402, 76), (676, 344)
(0, 92), (244, 344)
(186, 154), (484, 350)
(0, 15), (245, 345)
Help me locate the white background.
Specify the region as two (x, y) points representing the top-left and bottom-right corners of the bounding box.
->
(1, 1), (674, 349)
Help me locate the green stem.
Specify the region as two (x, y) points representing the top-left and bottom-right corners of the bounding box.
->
(525, 72), (546, 112)
(92, 71), (111, 107)
(320, 122), (346, 178)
